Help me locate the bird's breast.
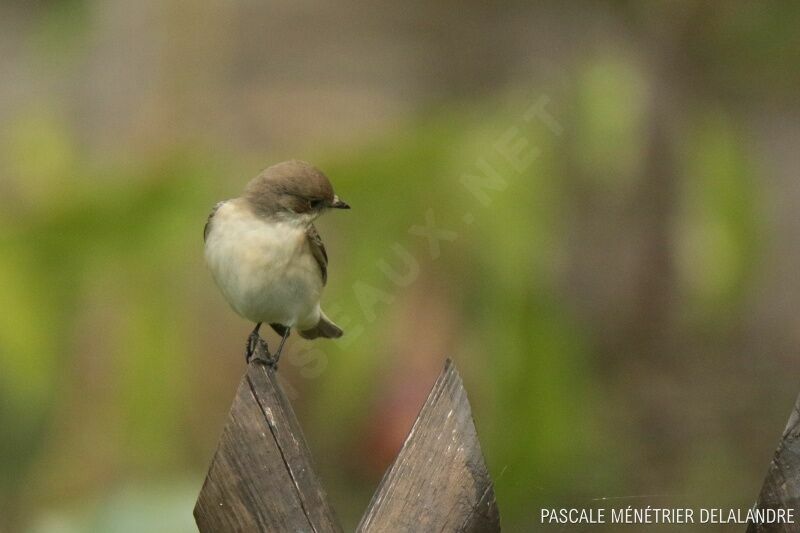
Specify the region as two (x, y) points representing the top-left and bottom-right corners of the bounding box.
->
(204, 201), (322, 325)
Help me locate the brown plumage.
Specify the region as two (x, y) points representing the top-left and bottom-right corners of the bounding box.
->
(244, 160), (336, 217)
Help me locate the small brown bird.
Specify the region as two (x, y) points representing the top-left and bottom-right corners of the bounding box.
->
(203, 160), (350, 365)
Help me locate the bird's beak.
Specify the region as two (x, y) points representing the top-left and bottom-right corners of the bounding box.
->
(331, 195), (350, 209)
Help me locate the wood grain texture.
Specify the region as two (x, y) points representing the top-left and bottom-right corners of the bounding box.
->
(357, 359), (500, 532)
(194, 361), (342, 533)
(748, 394), (800, 533)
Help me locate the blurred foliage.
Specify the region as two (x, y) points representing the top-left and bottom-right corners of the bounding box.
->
(677, 113), (761, 321)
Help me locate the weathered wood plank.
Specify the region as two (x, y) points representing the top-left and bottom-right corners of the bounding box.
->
(356, 359), (500, 532)
(748, 394), (800, 533)
(194, 360), (342, 533)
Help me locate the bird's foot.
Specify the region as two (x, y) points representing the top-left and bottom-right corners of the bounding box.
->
(270, 327), (290, 369)
(245, 331), (267, 362)
(246, 335), (278, 369)
(244, 331), (259, 363)
(270, 351), (284, 368)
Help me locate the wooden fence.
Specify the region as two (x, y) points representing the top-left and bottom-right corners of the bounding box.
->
(194, 357), (499, 532)
(194, 350), (800, 532)
(749, 393), (800, 533)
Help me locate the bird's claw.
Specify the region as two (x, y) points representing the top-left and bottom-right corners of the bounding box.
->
(245, 334), (278, 369)
(244, 331), (260, 363)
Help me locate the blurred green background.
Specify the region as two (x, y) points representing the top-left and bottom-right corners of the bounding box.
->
(2, 1), (800, 531)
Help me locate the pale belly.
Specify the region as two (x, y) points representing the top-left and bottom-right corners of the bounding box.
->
(204, 201), (323, 328)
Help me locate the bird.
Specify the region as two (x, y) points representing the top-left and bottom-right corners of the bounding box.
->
(203, 160), (350, 366)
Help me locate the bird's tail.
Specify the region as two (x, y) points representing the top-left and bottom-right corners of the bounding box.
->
(299, 311), (343, 340)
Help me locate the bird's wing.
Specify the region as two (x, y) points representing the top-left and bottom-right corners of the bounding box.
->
(306, 223), (328, 285)
(271, 226), (328, 336)
(203, 201), (225, 242)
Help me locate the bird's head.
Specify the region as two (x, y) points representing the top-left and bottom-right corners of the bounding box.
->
(244, 160), (350, 224)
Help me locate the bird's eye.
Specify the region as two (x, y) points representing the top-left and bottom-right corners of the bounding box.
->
(309, 199), (324, 210)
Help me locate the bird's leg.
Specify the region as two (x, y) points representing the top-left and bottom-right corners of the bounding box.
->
(245, 322), (265, 363)
(273, 327), (291, 367)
